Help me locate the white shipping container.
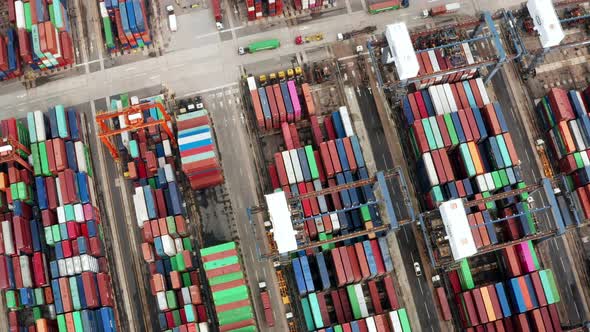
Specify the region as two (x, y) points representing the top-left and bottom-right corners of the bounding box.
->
(81, 255), (99, 273)
(74, 204), (84, 222)
(158, 157), (166, 168)
(315, 217), (325, 233)
(88, 176), (97, 207)
(436, 85), (451, 113)
(99, 2), (109, 18)
(2, 221), (15, 255)
(55, 178), (63, 207)
(339, 106), (355, 137)
(575, 91), (588, 114)
(443, 84), (458, 112)
(161, 235), (177, 256)
(181, 287), (191, 304)
(475, 175), (488, 193)
(178, 131), (212, 145)
(428, 50), (440, 72)
(15, 1), (25, 29)
(73, 256), (82, 274)
(198, 322), (210, 332)
(582, 149), (590, 167)
(475, 78), (490, 105)
(330, 213), (340, 232)
(366, 317), (377, 332)
(423, 153), (439, 187)
(463, 43), (475, 64)
(157, 292), (169, 311)
(163, 139), (172, 157)
(34, 111), (46, 142)
(389, 311), (403, 332)
(175, 238), (184, 252)
(164, 164), (176, 183)
(20, 256), (33, 288)
(282, 151), (296, 185)
(57, 206), (66, 224)
(569, 121), (586, 151)
(428, 86), (444, 115)
(290, 149), (304, 183)
(66, 258), (75, 276)
(484, 173), (495, 191)
(58, 259), (67, 277)
(74, 142), (88, 173)
(134, 187), (148, 227)
(354, 284), (369, 318)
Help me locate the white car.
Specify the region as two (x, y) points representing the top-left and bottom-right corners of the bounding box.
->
(414, 262), (422, 277)
(166, 5), (177, 32)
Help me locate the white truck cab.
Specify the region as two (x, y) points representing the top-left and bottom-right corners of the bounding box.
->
(166, 5), (177, 32)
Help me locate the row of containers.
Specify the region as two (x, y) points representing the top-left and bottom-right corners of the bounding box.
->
(535, 86), (590, 220)
(98, 0), (152, 53)
(412, 43), (477, 90)
(176, 109), (224, 190)
(438, 240), (561, 331)
(0, 108), (118, 331)
(0, 0), (74, 81)
(268, 107), (381, 240)
(107, 94), (210, 331)
(199, 242), (257, 332)
(401, 78), (540, 246)
(243, 0), (340, 21)
(247, 77), (306, 130)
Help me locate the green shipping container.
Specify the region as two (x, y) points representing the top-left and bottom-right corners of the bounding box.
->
(73, 311), (84, 332)
(204, 255), (239, 271)
(346, 285), (361, 319)
(129, 140), (139, 158)
(521, 204), (537, 234)
(5, 290), (18, 309)
(360, 206), (371, 222)
(52, 224), (61, 243)
(398, 308), (412, 332)
(103, 17), (115, 49)
(527, 241), (540, 269)
(218, 306), (254, 325)
(539, 269), (560, 304)
(422, 119), (437, 150)
(334, 325), (344, 332)
(209, 272), (244, 286)
(69, 277), (81, 310)
(24, 3), (32, 31)
(428, 117), (444, 149)
(34, 288), (45, 305)
(308, 293), (323, 329)
(409, 127), (420, 158)
(39, 142), (50, 176)
(301, 297), (315, 331)
(31, 143), (41, 176)
(200, 242), (236, 256)
(172, 310), (182, 326)
(55, 105), (69, 139)
(166, 290), (178, 309)
(57, 315), (67, 331)
(496, 135), (512, 167)
(498, 169), (509, 188)
(429, 186), (444, 204)
(305, 146), (319, 180)
(459, 144), (476, 177)
(212, 285), (249, 305)
(182, 238), (193, 251)
(574, 152), (584, 169)
(444, 114), (459, 146)
(182, 272), (192, 287)
(491, 171), (502, 190)
(184, 304), (196, 322)
(166, 217), (177, 235)
(459, 259), (474, 290)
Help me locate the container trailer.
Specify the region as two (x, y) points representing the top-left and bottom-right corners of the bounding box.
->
(239, 39), (280, 55)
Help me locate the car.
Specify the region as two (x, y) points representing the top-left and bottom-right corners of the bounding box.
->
(414, 262), (422, 277)
(166, 5), (177, 32)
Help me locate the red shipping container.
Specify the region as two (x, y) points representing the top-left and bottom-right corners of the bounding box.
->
(458, 110), (474, 142)
(540, 306), (554, 332)
(504, 245), (522, 277)
(467, 214), (482, 248)
(354, 242), (370, 280)
(370, 239), (386, 275)
(81, 272), (100, 309)
(324, 116), (337, 141)
(266, 86), (280, 129)
(368, 280), (383, 314)
(408, 93), (424, 120)
(530, 271), (547, 307)
(59, 277), (73, 313)
(483, 104), (502, 135)
(412, 120), (430, 154)
(342, 138), (357, 173)
(97, 273), (115, 307)
(436, 115), (451, 148)
(319, 143), (334, 178)
(289, 124), (300, 148)
(338, 288), (353, 322)
(414, 91), (429, 120)
(331, 290), (345, 324)
(462, 291), (479, 327)
(487, 284), (504, 320)
(346, 245), (362, 283)
(548, 304), (562, 332)
(32, 252), (48, 287)
(339, 247), (354, 284)
(548, 88), (575, 122)
(327, 141), (341, 173)
(332, 248), (346, 287)
(471, 288), (489, 324)
(383, 275), (399, 310)
(469, 80), (484, 108)
(436, 287), (452, 321)
(475, 212), (491, 246)
(273, 84), (287, 123)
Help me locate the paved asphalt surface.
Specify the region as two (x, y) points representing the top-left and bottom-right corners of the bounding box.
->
(1, 0), (587, 331)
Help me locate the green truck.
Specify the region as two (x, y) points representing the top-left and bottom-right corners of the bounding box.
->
(239, 39), (280, 55)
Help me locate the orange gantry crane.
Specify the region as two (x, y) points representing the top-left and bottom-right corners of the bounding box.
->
(0, 138), (32, 172)
(95, 101), (176, 160)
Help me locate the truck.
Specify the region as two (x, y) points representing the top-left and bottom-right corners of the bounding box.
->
(259, 282), (275, 327)
(337, 26), (377, 41)
(212, 0), (224, 29)
(166, 5), (177, 32)
(423, 3), (460, 17)
(239, 39), (280, 55)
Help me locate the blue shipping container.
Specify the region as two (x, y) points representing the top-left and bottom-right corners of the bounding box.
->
(292, 258), (307, 295)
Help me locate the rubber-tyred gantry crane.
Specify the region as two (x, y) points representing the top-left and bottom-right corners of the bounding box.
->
(0, 137), (32, 172)
(95, 101), (176, 160)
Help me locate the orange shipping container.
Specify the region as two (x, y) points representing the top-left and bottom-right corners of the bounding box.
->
(467, 142), (484, 175)
(517, 276), (534, 310)
(479, 286), (496, 322)
(558, 121), (576, 153)
(142, 243), (155, 263)
(189, 285), (202, 305)
(302, 83), (315, 115)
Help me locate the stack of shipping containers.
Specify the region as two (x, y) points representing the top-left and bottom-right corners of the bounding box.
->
(448, 240), (561, 330)
(246, 70), (411, 331)
(366, 0), (401, 14)
(0, 0), (74, 81)
(176, 109), (224, 190)
(536, 87), (590, 220)
(108, 94), (210, 331)
(199, 242), (256, 332)
(399, 76), (564, 330)
(413, 43), (477, 90)
(98, 0), (152, 52)
(0, 107), (118, 330)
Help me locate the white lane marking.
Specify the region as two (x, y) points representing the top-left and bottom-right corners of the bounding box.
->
(418, 279), (424, 295)
(424, 302), (431, 319)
